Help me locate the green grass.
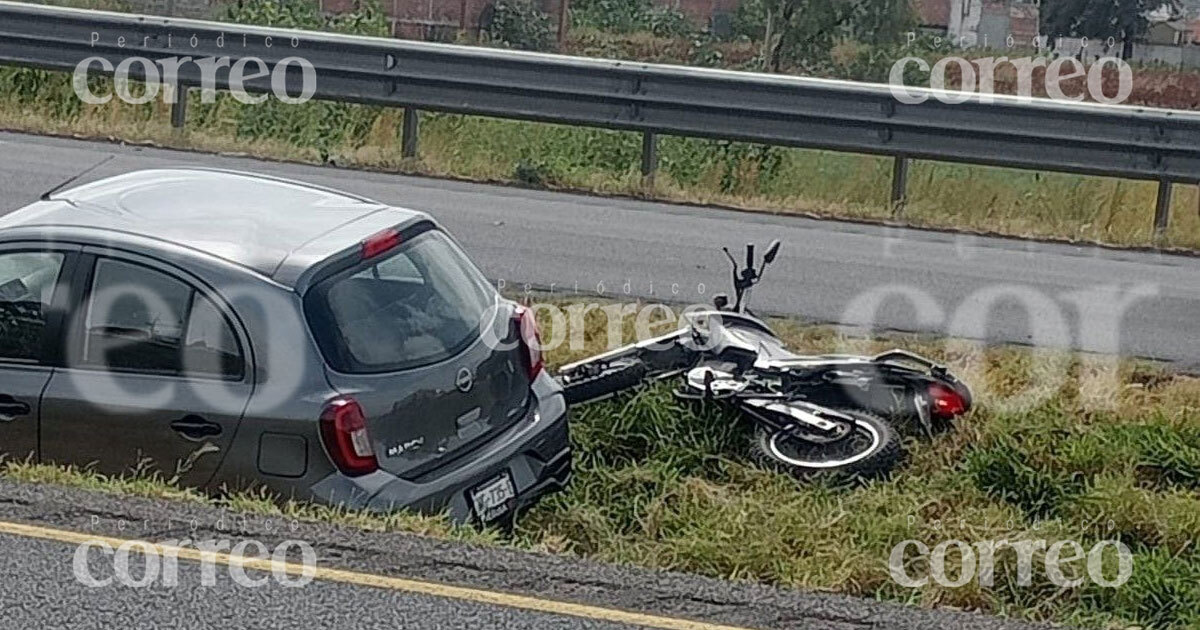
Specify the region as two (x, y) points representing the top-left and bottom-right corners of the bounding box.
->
(6, 296), (1200, 628)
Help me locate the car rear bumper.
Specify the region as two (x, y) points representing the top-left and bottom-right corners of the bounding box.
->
(308, 371), (571, 523)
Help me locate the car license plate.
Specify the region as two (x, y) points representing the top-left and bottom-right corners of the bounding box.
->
(469, 472), (516, 523)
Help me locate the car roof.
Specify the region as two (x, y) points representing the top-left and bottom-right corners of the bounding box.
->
(0, 168), (429, 286)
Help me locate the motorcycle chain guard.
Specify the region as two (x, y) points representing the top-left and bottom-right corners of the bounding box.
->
(740, 398), (852, 443)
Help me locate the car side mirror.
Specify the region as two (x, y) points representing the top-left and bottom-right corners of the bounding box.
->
(763, 240), (781, 264)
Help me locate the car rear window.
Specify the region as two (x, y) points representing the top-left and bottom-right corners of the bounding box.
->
(306, 229), (497, 373)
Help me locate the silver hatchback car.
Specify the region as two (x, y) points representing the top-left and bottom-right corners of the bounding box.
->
(0, 168), (570, 524)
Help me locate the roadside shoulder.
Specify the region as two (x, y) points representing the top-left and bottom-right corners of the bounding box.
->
(0, 478), (1047, 630)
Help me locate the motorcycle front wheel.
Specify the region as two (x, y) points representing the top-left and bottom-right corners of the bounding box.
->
(751, 409), (902, 478)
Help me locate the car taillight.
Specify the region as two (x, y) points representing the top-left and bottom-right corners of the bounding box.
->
(928, 382), (968, 419)
(513, 305), (544, 379)
(320, 397), (378, 476)
(361, 228), (401, 259)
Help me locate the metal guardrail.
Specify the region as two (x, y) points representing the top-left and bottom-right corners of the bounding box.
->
(1, 0), (1198, 236)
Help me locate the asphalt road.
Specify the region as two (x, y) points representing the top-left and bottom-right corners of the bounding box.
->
(0, 533), (648, 630)
(2, 131), (1198, 364)
(0, 479), (1046, 630)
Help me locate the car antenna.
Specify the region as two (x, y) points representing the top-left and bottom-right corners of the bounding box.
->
(39, 154), (115, 201)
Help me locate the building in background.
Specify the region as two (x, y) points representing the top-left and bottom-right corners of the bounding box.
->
(944, 0), (1039, 48)
(322, 0), (740, 40)
(912, 0), (951, 36)
(1132, 14), (1200, 67)
(1144, 16), (1196, 45)
(322, 0), (564, 40)
(87, 0), (1043, 47)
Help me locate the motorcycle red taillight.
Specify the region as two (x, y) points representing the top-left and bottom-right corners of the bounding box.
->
(320, 397), (378, 476)
(928, 382), (968, 419)
(513, 305), (544, 380)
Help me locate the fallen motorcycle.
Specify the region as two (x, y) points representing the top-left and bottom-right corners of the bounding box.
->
(556, 240), (973, 477)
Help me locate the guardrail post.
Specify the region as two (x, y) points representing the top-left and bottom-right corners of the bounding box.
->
(641, 131), (658, 188)
(890, 156), (909, 216)
(402, 108), (419, 159)
(1154, 179), (1173, 241)
(170, 84), (187, 131)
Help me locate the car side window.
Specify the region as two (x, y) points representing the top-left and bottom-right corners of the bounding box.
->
(81, 258), (244, 379)
(0, 251), (65, 362)
(183, 291), (244, 379)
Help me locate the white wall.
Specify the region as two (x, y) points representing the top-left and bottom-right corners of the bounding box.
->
(948, 0), (983, 46)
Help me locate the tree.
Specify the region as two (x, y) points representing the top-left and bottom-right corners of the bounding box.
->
(1042, 0), (1183, 59)
(758, 0), (835, 71)
(742, 0), (912, 72)
(483, 0), (554, 51)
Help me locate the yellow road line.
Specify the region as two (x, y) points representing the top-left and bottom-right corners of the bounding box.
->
(0, 519), (759, 630)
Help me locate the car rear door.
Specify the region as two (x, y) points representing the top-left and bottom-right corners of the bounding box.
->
(0, 243), (79, 462)
(39, 250), (253, 487)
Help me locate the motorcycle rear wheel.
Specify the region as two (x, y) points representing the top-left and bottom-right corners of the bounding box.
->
(751, 408), (901, 478)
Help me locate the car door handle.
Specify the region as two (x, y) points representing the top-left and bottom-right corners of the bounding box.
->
(0, 395), (31, 423)
(169, 416), (222, 440)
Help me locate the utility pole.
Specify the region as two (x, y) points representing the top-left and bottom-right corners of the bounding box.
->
(460, 0), (469, 39)
(557, 0), (569, 46)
